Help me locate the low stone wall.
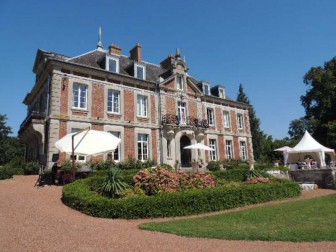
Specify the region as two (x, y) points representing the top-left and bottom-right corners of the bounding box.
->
(289, 169), (336, 189)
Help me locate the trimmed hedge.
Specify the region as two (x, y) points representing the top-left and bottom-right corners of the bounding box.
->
(211, 169), (271, 182)
(62, 178), (300, 219)
(0, 165), (24, 180)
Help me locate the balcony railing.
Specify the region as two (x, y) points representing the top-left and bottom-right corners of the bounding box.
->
(19, 111), (46, 133)
(161, 114), (209, 128)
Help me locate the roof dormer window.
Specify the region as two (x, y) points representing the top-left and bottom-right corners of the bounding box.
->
(106, 55), (119, 73)
(219, 88), (226, 99)
(135, 63), (146, 80)
(203, 83), (210, 95)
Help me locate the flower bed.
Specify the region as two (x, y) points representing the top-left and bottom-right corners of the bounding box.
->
(62, 177), (300, 219)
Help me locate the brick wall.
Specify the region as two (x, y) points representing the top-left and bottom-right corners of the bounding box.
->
(60, 78), (69, 115)
(58, 121), (67, 162)
(231, 110), (237, 133)
(124, 90), (134, 122)
(188, 101), (197, 118)
(151, 95), (156, 124)
(218, 135), (225, 160)
(215, 108), (223, 130)
(92, 83), (104, 118)
(151, 129), (157, 161)
(166, 96), (176, 115)
(233, 136), (240, 159)
(124, 127), (135, 158)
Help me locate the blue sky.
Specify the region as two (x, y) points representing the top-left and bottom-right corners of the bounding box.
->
(1, 0), (336, 139)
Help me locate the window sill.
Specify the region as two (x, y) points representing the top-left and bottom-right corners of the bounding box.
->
(107, 112), (121, 116)
(72, 107), (88, 113)
(137, 116), (148, 120)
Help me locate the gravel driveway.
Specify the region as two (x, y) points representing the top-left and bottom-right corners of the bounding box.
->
(1, 175), (336, 252)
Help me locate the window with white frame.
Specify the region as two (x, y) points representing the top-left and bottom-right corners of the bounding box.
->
(107, 131), (121, 161)
(176, 75), (184, 90)
(223, 111), (231, 129)
(71, 128), (87, 162)
(207, 108), (215, 126)
(106, 56), (119, 73)
(219, 88), (226, 98)
(177, 102), (187, 124)
(209, 139), (217, 161)
(73, 83), (87, 109)
(203, 83), (210, 95)
(225, 140), (233, 159)
(237, 113), (244, 130)
(107, 90), (120, 114)
(240, 141), (247, 160)
(135, 63), (146, 80)
(137, 95), (148, 117)
(138, 134), (148, 161)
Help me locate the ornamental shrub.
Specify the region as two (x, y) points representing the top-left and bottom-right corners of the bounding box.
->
(133, 168), (215, 195)
(23, 161), (40, 175)
(62, 178), (301, 219)
(212, 169), (271, 182)
(100, 168), (129, 198)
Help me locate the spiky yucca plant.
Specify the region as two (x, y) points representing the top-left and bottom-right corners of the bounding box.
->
(100, 168), (128, 198)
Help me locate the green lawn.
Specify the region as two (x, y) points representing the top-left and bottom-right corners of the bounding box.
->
(140, 194), (336, 242)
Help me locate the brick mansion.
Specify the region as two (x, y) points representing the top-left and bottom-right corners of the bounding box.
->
(19, 31), (253, 168)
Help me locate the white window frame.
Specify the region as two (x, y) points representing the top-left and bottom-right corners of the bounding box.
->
(226, 140), (233, 159)
(177, 101), (187, 125)
(176, 75), (184, 90)
(240, 141), (248, 160)
(237, 113), (244, 130)
(207, 108), (215, 126)
(137, 95), (148, 117)
(209, 139), (217, 161)
(203, 83), (210, 95)
(107, 89), (120, 114)
(223, 111), (231, 129)
(73, 83), (88, 109)
(106, 55), (120, 73)
(137, 134), (149, 161)
(108, 131), (121, 162)
(219, 88), (226, 98)
(134, 63), (146, 80)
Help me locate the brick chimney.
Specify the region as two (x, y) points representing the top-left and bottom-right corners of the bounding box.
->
(160, 54), (175, 69)
(129, 43), (142, 62)
(109, 43), (122, 55)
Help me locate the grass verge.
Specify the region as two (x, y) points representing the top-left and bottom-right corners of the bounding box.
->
(140, 194), (336, 242)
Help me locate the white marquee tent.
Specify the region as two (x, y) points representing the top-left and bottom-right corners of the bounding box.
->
(286, 131), (335, 168)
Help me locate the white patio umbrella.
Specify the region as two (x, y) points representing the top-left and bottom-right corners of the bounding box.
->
(55, 129), (121, 156)
(183, 143), (214, 151)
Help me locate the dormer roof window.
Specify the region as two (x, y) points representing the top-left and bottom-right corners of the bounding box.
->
(106, 55), (119, 73)
(203, 82), (210, 95)
(219, 88), (226, 99)
(135, 63), (146, 80)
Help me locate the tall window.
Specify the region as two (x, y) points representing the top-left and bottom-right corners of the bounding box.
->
(176, 76), (184, 90)
(237, 113), (244, 130)
(107, 90), (120, 113)
(107, 131), (121, 161)
(203, 84), (210, 95)
(70, 128), (86, 162)
(177, 102), (187, 124)
(226, 140), (233, 159)
(240, 141), (247, 160)
(223, 111), (231, 129)
(137, 95), (147, 117)
(209, 139), (217, 161)
(135, 64), (146, 80)
(207, 108), (215, 126)
(138, 134), (148, 161)
(73, 84), (87, 109)
(219, 88), (225, 98)
(167, 139), (171, 158)
(106, 56), (119, 73)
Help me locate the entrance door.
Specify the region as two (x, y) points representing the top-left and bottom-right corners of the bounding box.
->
(180, 135), (191, 167)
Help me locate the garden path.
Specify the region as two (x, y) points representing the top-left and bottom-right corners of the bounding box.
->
(1, 175), (336, 252)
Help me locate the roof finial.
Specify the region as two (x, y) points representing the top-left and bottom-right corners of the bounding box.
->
(175, 48), (181, 59)
(183, 55), (186, 64)
(97, 27), (103, 50)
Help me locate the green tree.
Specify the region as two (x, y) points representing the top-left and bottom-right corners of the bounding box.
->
(0, 114), (24, 165)
(237, 84), (264, 161)
(301, 57), (336, 148)
(288, 117), (313, 141)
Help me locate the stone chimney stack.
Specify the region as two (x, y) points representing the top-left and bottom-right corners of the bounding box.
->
(160, 54), (175, 69)
(129, 43), (142, 62)
(108, 43), (122, 55)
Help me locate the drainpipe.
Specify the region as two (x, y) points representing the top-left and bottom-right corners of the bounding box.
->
(157, 83), (163, 165)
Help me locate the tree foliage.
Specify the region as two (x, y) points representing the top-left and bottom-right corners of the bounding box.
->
(288, 117), (313, 141)
(301, 57), (336, 148)
(237, 84), (264, 161)
(0, 114), (24, 165)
